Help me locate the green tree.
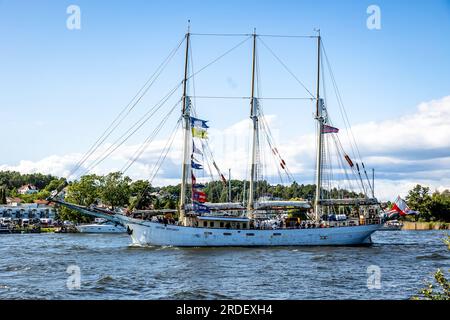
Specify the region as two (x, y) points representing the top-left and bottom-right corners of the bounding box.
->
(164, 197), (176, 209)
(129, 179), (154, 210)
(429, 190), (450, 222)
(153, 197), (161, 210)
(66, 174), (102, 207)
(44, 178), (67, 192)
(0, 188), (6, 204)
(406, 184), (432, 221)
(99, 172), (131, 209)
(58, 174), (102, 222)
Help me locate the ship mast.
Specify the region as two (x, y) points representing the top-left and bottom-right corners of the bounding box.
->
(179, 25), (191, 225)
(314, 30), (322, 222)
(247, 30), (258, 213)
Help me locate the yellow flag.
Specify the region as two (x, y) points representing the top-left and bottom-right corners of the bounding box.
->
(192, 128), (208, 139)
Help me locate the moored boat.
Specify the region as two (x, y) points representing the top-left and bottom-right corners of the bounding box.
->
(76, 218), (126, 234)
(379, 220), (403, 231)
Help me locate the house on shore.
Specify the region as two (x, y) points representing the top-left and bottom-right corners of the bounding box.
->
(18, 184), (39, 195)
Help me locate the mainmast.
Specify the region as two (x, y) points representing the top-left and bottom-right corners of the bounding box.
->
(314, 31), (322, 222)
(179, 25), (191, 225)
(247, 30), (258, 213)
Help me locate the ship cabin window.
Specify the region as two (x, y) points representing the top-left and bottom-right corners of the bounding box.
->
(203, 221), (207, 227)
(209, 221), (214, 228)
(220, 222), (224, 228)
(243, 223), (247, 229)
(236, 223), (240, 229)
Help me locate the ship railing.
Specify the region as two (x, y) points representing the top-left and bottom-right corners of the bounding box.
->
(362, 218), (381, 225)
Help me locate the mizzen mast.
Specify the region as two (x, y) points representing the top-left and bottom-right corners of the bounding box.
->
(247, 30), (258, 214)
(179, 24), (191, 225)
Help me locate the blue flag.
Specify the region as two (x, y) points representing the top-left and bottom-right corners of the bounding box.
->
(193, 201), (210, 213)
(191, 160), (203, 170)
(190, 116), (209, 129)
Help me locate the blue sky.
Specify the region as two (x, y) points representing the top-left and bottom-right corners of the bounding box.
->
(1, 0), (450, 199)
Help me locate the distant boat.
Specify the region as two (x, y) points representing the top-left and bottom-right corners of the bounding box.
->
(76, 218), (126, 234)
(379, 220), (403, 231)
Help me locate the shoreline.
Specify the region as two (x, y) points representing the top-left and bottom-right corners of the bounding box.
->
(402, 221), (449, 230)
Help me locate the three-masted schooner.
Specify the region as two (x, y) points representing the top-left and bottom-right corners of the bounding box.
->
(51, 28), (384, 246)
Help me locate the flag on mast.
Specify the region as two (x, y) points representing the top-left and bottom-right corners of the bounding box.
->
(192, 128), (208, 139)
(191, 160), (203, 170)
(386, 196), (419, 218)
(190, 116), (209, 129)
(193, 142), (202, 155)
(193, 201), (210, 213)
(193, 190), (207, 203)
(322, 124), (339, 134)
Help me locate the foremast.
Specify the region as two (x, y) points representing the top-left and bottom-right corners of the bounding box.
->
(247, 30), (258, 215)
(179, 28), (191, 225)
(314, 31), (323, 222)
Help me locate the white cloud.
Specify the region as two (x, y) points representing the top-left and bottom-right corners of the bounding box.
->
(0, 154), (81, 178)
(1, 96), (450, 201)
(351, 95), (450, 155)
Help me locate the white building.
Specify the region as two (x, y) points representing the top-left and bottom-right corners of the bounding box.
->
(17, 184), (39, 195)
(0, 203), (57, 222)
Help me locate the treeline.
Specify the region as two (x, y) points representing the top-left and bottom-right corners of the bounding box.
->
(1, 171), (448, 222)
(59, 172), (177, 221)
(203, 180), (362, 203)
(405, 185), (450, 222)
(59, 178), (450, 223)
(0, 171), (66, 204)
(0, 171), (61, 190)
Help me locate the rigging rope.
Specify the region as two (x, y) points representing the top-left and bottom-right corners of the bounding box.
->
(258, 37), (315, 99)
(134, 116), (182, 209)
(67, 36), (185, 179)
(76, 82), (183, 178)
(186, 36), (252, 82)
(121, 99), (181, 174)
(321, 41), (363, 163)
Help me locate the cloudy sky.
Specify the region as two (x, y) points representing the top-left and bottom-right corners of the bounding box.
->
(1, 0), (449, 201)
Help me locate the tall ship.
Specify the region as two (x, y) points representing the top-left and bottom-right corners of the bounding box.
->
(51, 27), (384, 246)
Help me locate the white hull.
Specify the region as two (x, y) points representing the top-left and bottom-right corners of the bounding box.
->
(76, 224), (126, 233)
(119, 216), (381, 246)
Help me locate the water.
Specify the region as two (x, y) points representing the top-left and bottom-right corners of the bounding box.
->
(0, 230), (448, 300)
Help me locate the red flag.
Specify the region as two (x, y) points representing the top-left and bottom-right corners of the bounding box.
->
(322, 124), (339, 134)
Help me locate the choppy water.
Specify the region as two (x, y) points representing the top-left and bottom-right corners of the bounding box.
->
(0, 230), (449, 299)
